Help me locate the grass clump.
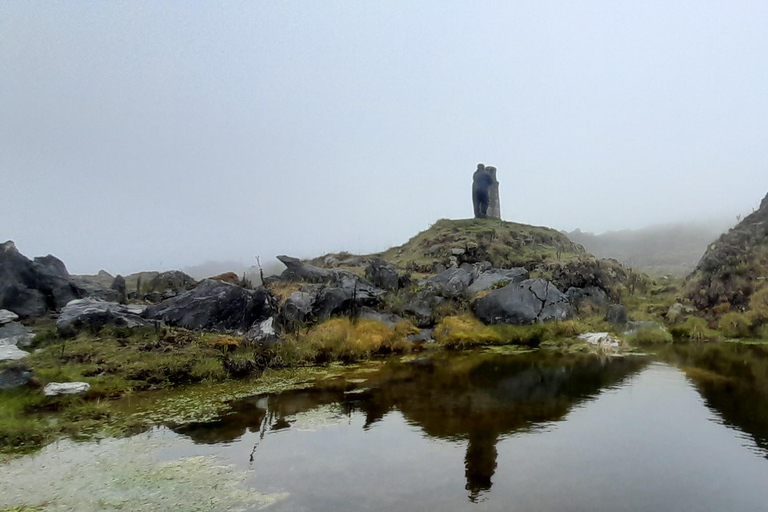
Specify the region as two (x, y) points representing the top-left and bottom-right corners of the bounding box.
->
(434, 315), (502, 348)
(625, 325), (673, 345)
(434, 315), (595, 349)
(300, 318), (413, 362)
(668, 317), (721, 342)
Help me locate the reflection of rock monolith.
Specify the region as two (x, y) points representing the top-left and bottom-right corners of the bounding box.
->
(486, 167), (501, 220)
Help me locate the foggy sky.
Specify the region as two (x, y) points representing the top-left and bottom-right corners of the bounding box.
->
(2, 1), (767, 275)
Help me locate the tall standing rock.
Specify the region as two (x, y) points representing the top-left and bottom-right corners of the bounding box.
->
(486, 166), (501, 220)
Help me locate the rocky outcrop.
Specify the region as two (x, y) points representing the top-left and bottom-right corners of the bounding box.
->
(281, 291), (314, 328)
(57, 298), (150, 336)
(466, 268), (528, 296)
(145, 279), (273, 332)
(426, 267), (475, 298)
(365, 259), (400, 290)
(0, 241), (84, 317)
(687, 191), (768, 311)
(472, 278), (571, 325)
(402, 292), (445, 327)
(277, 255), (342, 284)
(71, 271), (121, 302)
(312, 275), (385, 320)
(539, 256), (627, 302)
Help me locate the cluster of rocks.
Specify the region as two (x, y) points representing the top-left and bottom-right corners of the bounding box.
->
(271, 254), (623, 331)
(0, 309), (34, 362)
(0, 241), (85, 317)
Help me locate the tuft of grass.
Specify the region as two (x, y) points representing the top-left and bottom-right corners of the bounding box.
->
(625, 325), (673, 345)
(718, 311), (755, 339)
(668, 317), (721, 342)
(300, 318), (412, 362)
(434, 315), (502, 348)
(434, 315), (597, 349)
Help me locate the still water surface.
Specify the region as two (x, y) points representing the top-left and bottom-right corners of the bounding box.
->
(163, 345), (768, 511)
(4, 344), (768, 511)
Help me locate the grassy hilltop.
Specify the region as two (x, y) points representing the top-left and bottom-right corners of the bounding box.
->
(315, 218), (587, 273)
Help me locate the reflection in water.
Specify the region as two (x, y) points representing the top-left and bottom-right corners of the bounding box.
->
(661, 342), (768, 457)
(175, 352), (648, 500)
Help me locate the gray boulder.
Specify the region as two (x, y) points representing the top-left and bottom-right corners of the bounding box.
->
(0, 241), (84, 317)
(312, 276), (385, 321)
(57, 298), (150, 336)
(0, 345), (30, 362)
(245, 317), (283, 346)
(359, 307), (405, 329)
(0, 322), (35, 348)
(145, 279), (273, 332)
(0, 365), (34, 390)
(281, 291), (314, 328)
(473, 278), (572, 325)
(365, 258), (400, 290)
(566, 286), (611, 312)
(466, 268), (528, 296)
(0, 309), (19, 325)
(426, 267), (475, 298)
(403, 292), (445, 327)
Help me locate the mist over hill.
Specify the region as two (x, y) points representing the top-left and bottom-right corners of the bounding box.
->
(565, 218), (735, 277)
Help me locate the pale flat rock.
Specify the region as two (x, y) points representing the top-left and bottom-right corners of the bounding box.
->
(0, 309), (19, 325)
(0, 344), (31, 361)
(0, 322), (36, 347)
(43, 382), (90, 396)
(578, 332), (622, 348)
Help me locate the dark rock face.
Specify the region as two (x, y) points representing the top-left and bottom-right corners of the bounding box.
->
(281, 291), (314, 328)
(146, 279), (273, 332)
(0, 241), (84, 317)
(57, 298), (150, 336)
(473, 278), (571, 325)
(565, 286), (611, 314)
(403, 292), (445, 327)
(0, 364), (34, 390)
(365, 258), (400, 290)
(312, 276), (385, 321)
(466, 268), (528, 296)
(427, 267), (475, 298)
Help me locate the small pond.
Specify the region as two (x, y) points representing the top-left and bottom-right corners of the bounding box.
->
(3, 343), (768, 511)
